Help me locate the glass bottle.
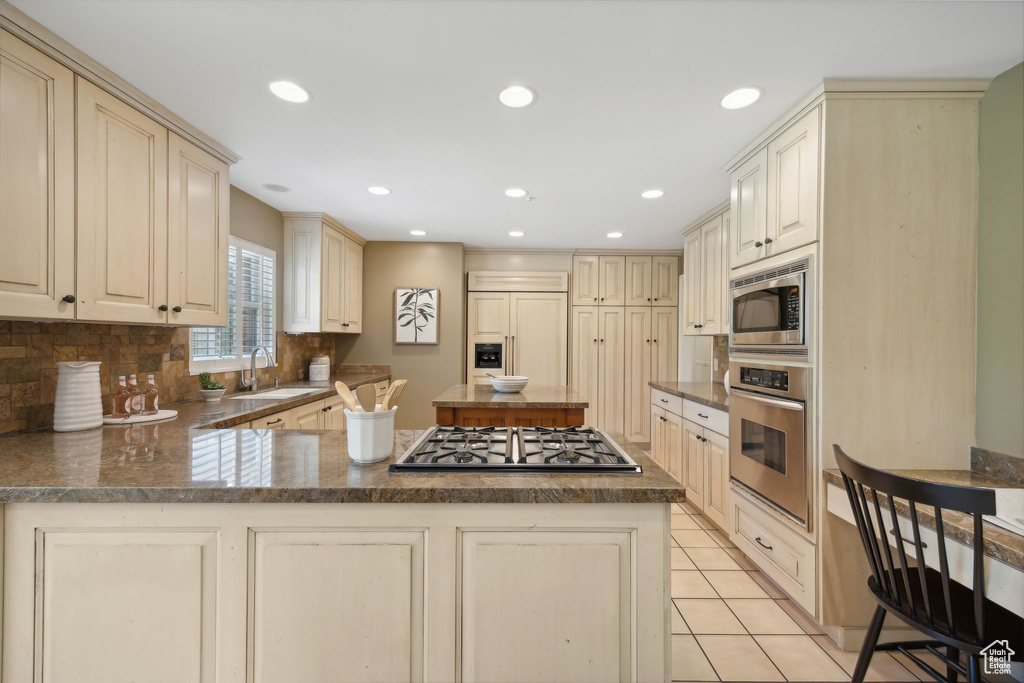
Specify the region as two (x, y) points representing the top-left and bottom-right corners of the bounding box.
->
(142, 374), (159, 415)
(127, 374), (143, 415)
(112, 376), (131, 418)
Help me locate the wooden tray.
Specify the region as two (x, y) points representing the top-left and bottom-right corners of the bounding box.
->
(102, 409), (178, 425)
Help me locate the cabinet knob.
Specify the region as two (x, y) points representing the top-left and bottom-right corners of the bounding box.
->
(62, 294), (75, 303)
(755, 241), (763, 248)
(593, 339), (598, 343)
(646, 339), (650, 343)
(342, 323), (350, 327)
(764, 237), (773, 245)
(172, 306), (182, 313)
(600, 339), (604, 343)
(647, 297), (651, 302)
(600, 297), (604, 301)
(158, 304), (168, 312)
(653, 297), (658, 301)
(653, 339), (658, 343)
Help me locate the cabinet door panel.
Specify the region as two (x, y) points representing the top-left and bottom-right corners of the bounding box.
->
(287, 401), (325, 430)
(704, 429), (730, 530)
(623, 307), (652, 443)
(684, 419), (705, 510)
(323, 394), (347, 430)
(666, 411), (684, 484)
(320, 228), (345, 332)
(766, 106), (820, 255)
(76, 78), (168, 323)
(652, 256), (679, 307)
(597, 307), (625, 434)
(570, 306), (600, 426)
(467, 292), (510, 384)
(509, 292), (567, 384)
(459, 530), (631, 682)
(650, 405), (664, 469)
(624, 255), (652, 305)
(730, 148), (768, 269)
(682, 230), (702, 335)
(700, 215), (724, 335)
(571, 255), (599, 305)
(343, 238), (363, 332)
(40, 530), (217, 683)
(252, 530), (425, 683)
(0, 31), (75, 319)
(598, 255), (625, 305)
(721, 210), (731, 333)
(652, 307), (679, 383)
(167, 133), (229, 326)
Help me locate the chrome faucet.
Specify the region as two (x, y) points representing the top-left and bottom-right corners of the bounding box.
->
(241, 346), (277, 391)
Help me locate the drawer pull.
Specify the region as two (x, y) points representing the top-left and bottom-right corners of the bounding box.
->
(697, 413), (708, 419)
(755, 536), (773, 551)
(661, 399), (669, 403)
(889, 528), (927, 548)
(266, 418), (283, 426)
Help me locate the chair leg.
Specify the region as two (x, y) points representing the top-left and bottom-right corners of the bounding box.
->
(853, 606), (887, 683)
(967, 654), (981, 683)
(946, 646), (960, 683)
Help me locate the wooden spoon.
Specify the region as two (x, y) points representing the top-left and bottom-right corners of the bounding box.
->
(355, 383), (377, 412)
(334, 381), (362, 412)
(380, 379), (407, 411)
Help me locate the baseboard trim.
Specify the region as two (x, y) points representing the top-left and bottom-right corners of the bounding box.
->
(827, 623), (925, 652)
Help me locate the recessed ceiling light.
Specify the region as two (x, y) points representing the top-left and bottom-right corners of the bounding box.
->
(367, 186), (392, 196)
(509, 231), (525, 237)
(607, 232), (623, 239)
(263, 183), (290, 193)
(504, 188), (528, 198)
(720, 87), (762, 110)
(269, 80), (310, 103)
(498, 85), (536, 108)
(410, 230), (426, 236)
(641, 189), (664, 199)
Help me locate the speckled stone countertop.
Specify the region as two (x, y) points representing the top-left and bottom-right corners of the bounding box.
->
(648, 381), (730, 412)
(824, 469), (1024, 570)
(431, 384), (588, 408)
(0, 372), (681, 503)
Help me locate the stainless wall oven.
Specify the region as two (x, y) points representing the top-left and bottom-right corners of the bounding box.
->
(730, 258), (808, 351)
(729, 360), (810, 525)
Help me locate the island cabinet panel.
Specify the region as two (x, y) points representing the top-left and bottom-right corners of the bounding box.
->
(250, 530), (425, 683)
(38, 530), (218, 683)
(458, 530), (631, 683)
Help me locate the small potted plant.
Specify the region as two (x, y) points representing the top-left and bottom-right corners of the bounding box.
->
(198, 372), (226, 402)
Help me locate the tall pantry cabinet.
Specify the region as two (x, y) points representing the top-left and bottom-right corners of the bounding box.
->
(570, 253), (679, 443)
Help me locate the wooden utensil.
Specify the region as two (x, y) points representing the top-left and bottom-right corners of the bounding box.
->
(334, 381), (362, 412)
(380, 379), (407, 411)
(355, 383), (377, 412)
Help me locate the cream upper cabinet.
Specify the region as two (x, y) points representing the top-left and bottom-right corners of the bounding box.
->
(682, 229), (702, 335)
(0, 30), (75, 320)
(720, 210), (731, 334)
(699, 215), (725, 335)
(651, 256), (679, 307)
(730, 147), (768, 269)
(652, 307), (678, 382)
(509, 292), (568, 383)
(76, 78), (168, 324)
(598, 255), (625, 305)
(623, 307), (652, 443)
(766, 106), (821, 256)
(467, 292), (510, 383)
(283, 213), (365, 334)
(571, 254), (599, 305)
(597, 307), (625, 434)
(624, 256), (652, 305)
(570, 306), (600, 426)
(343, 238), (363, 333)
(703, 428), (730, 530)
(167, 133), (229, 326)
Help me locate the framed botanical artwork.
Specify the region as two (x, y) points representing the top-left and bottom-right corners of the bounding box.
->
(395, 288), (439, 344)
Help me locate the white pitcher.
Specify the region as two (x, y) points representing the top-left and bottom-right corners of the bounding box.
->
(53, 362), (104, 432)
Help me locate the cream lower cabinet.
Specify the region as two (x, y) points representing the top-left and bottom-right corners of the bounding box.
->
(682, 205), (729, 336)
(683, 420), (706, 510)
(2, 502), (668, 682)
(682, 417), (730, 530)
(248, 394), (358, 431)
(651, 405), (683, 485)
(283, 213), (366, 333)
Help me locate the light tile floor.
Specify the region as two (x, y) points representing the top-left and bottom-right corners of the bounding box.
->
(667, 503), (929, 682)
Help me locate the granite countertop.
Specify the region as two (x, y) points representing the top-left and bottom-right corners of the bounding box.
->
(648, 381), (730, 412)
(432, 384), (588, 409)
(824, 469), (1023, 570)
(0, 373), (681, 504)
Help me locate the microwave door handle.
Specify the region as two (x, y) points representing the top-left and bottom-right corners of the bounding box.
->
(736, 392), (804, 411)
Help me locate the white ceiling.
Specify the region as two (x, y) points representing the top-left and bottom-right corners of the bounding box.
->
(11, 0), (1023, 248)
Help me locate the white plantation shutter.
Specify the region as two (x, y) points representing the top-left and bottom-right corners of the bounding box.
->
(190, 238), (275, 372)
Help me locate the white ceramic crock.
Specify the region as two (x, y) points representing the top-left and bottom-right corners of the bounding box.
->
(53, 361), (104, 432)
(344, 407), (397, 463)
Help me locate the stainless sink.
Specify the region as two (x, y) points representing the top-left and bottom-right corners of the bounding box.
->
(229, 388), (320, 400)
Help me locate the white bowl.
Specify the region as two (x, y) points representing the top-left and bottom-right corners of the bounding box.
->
(489, 375), (529, 393)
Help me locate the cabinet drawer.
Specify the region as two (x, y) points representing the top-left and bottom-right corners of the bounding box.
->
(683, 400), (728, 437)
(651, 389), (682, 416)
(731, 489), (816, 615)
(252, 413), (287, 430)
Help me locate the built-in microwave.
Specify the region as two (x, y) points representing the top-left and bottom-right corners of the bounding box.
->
(730, 259), (808, 350)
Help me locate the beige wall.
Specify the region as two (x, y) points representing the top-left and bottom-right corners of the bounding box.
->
(336, 242), (465, 429)
(977, 62), (1024, 458)
(229, 185), (286, 331)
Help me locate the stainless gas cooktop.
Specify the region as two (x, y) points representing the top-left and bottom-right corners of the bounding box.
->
(389, 426), (642, 473)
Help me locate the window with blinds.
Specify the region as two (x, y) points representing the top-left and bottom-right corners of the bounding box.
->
(190, 237), (275, 372)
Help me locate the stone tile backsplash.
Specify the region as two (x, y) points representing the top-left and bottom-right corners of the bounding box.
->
(713, 335), (729, 384)
(0, 321), (335, 433)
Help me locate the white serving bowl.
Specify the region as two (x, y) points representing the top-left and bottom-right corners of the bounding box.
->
(489, 375), (529, 393)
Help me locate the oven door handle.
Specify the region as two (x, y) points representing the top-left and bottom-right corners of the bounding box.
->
(734, 391), (804, 411)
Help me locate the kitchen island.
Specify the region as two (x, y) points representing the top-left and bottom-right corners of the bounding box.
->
(0, 392), (681, 682)
(432, 383), (588, 427)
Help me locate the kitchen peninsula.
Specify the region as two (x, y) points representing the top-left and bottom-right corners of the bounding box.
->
(432, 383), (588, 427)
(0, 387), (681, 682)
